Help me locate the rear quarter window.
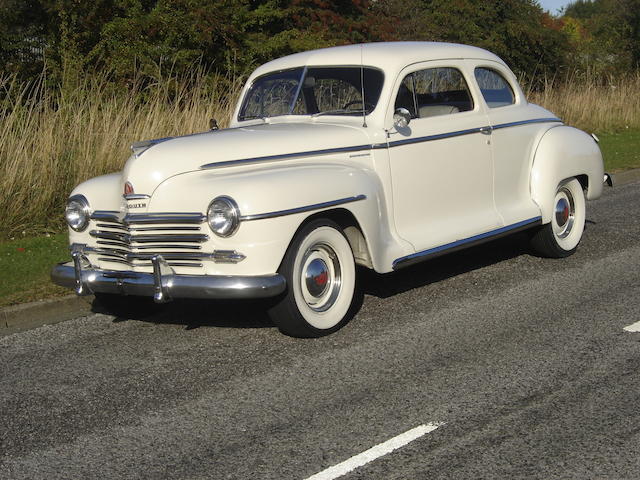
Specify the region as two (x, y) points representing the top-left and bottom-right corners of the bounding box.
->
(474, 68), (515, 108)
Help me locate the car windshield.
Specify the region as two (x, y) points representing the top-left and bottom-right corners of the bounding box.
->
(238, 66), (384, 121)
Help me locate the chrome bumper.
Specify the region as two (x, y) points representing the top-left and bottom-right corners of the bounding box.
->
(51, 253), (286, 302)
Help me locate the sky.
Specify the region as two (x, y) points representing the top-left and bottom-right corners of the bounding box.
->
(537, 0), (575, 15)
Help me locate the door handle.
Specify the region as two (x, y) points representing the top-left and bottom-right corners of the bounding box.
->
(479, 126), (493, 135)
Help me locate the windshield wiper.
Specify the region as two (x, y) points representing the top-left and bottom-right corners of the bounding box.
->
(239, 115), (266, 122)
(312, 109), (366, 118)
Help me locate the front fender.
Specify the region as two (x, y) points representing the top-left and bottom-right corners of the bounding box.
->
(531, 126), (604, 223)
(149, 162), (396, 275)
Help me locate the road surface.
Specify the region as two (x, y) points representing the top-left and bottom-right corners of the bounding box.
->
(1, 181), (639, 479)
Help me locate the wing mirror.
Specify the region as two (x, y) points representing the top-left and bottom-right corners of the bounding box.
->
(393, 108), (411, 128)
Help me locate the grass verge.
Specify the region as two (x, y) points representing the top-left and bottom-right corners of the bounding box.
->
(0, 233), (69, 307)
(598, 130), (640, 172)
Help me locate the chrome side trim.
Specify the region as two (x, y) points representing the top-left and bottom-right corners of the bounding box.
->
(200, 145), (375, 170)
(198, 118), (561, 170)
(491, 117), (562, 131)
(240, 195), (367, 221)
(393, 216), (542, 270)
(387, 126), (484, 147)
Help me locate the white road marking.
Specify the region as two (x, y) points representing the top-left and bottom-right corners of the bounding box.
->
(623, 321), (640, 332)
(304, 422), (444, 480)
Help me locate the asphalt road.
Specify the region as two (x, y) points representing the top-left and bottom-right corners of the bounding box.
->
(2, 181), (639, 480)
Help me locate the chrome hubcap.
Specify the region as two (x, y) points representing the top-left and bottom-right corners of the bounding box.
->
(300, 243), (341, 312)
(555, 197), (570, 227)
(305, 258), (330, 298)
(553, 187), (575, 239)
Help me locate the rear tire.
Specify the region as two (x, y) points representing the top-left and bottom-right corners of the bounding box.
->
(268, 219), (357, 337)
(530, 178), (585, 258)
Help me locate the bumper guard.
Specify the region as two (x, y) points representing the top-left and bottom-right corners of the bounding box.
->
(51, 253), (286, 302)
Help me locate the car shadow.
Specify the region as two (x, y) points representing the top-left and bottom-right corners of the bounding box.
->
(358, 231), (533, 299)
(91, 231), (534, 330)
(92, 296), (276, 330)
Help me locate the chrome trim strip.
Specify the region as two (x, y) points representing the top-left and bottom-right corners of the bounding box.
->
(387, 126), (484, 147)
(198, 118), (561, 170)
(393, 216), (542, 270)
(491, 117), (562, 130)
(91, 211), (206, 225)
(51, 263), (286, 300)
(81, 245), (245, 264)
(95, 240), (202, 250)
(123, 194), (151, 200)
(90, 230), (209, 243)
(96, 257), (204, 268)
(96, 224), (201, 233)
(200, 145), (374, 170)
(240, 195), (367, 221)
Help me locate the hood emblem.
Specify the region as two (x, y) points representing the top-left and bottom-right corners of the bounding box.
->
(124, 182), (134, 196)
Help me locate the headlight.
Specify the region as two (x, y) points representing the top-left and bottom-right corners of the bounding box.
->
(207, 196), (240, 237)
(65, 195), (91, 232)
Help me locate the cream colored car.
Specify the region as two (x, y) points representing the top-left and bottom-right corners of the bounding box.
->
(52, 42), (606, 337)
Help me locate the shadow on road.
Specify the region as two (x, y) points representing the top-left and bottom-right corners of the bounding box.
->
(91, 232), (534, 330)
(358, 231), (533, 299)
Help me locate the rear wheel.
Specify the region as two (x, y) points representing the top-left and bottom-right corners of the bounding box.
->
(530, 178), (586, 258)
(269, 219), (357, 337)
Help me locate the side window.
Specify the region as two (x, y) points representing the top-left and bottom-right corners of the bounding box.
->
(394, 74), (418, 118)
(395, 67), (474, 119)
(474, 68), (515, 108)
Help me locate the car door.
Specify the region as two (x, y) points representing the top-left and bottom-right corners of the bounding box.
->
(472, 63), (543, 226)
(387, 61), (502, 253)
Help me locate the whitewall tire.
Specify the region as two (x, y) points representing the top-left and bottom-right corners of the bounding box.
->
(269, 219), (357, 337)
(530, 178), (586, 257)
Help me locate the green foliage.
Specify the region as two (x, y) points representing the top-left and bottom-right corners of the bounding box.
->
(562, 0), (640, 74)
(0, 0), (637, 87)
(370, 0), (568, 78)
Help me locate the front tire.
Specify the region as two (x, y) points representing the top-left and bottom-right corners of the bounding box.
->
(269, 219), (357, 337)
(530, 178), (586, 258)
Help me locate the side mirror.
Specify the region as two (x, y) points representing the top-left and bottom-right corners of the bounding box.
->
(393, 108), (411, 128)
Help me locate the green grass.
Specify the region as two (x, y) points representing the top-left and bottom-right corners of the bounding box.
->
(1, 130), (638, 309)
(598, 130), (640, 172)
(0, 233), (69, 307)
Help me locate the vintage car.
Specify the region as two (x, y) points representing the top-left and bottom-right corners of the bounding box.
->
(52, 42), (606, 337)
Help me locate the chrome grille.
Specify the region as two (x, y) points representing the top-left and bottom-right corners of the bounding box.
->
(87, 211), (208, 269)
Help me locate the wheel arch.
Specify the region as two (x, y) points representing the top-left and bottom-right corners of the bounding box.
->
(281, 207), (374, 271)
(531, 125), (604, 223)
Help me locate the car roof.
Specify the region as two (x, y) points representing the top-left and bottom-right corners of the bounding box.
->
(249, 42), (506, 79)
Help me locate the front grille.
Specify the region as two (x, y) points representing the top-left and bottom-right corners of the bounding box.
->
(87, 211), (209, 269)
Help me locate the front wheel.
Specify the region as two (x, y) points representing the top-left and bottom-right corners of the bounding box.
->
(269, 219), (357, 337)
(530, 178), (586, 258)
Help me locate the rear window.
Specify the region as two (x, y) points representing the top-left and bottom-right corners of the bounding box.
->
(474, 68), (515, 108)
(395, 67), (474, 119)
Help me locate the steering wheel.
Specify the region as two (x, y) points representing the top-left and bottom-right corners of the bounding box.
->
(342, 100), (376, 112)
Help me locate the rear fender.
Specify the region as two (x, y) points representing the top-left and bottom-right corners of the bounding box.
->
(531, 126), (604, 223)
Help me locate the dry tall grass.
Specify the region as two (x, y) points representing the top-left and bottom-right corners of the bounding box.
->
(0, 70), (242, 238)
(528, 73), (640, 133)
(1, 70), (638, 238)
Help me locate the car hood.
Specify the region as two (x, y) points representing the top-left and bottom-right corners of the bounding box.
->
(122, 122), (372, 196)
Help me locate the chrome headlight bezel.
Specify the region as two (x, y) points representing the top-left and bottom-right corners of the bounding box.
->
(207, 196), (240, 237)
(65, 194), (91, 232)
